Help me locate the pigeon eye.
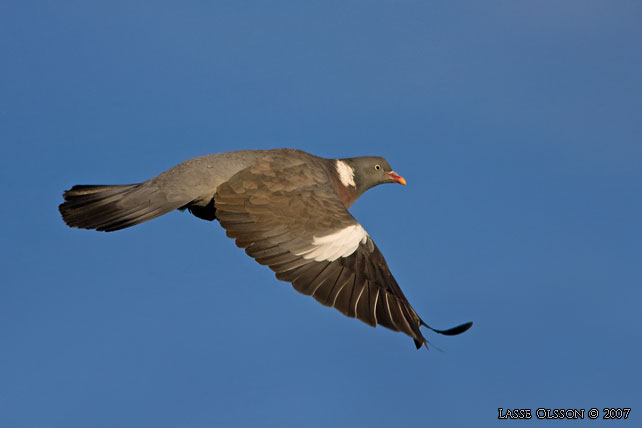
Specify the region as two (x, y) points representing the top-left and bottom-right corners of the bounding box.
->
(374, 164), (382, 171)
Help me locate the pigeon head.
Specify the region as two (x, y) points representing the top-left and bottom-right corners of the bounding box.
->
(335, 156), (406, 193)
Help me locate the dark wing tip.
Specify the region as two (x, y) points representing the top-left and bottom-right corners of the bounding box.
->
(428, 321), (473, 336)
(412, 321), (472, 349)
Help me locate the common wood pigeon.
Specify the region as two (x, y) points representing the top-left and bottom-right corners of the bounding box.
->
(59, 148), (472, 349)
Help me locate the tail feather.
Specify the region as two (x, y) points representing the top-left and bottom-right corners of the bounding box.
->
(59, 184), (185, 232)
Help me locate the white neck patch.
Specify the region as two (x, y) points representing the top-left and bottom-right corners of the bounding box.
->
(295, 224), (368, 262)
(335, 160), (356, 187)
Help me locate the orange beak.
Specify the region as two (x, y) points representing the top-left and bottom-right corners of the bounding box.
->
(386, 171), (407, 185)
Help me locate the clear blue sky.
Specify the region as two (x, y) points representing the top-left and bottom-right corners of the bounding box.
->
(1, 1), (641, 427)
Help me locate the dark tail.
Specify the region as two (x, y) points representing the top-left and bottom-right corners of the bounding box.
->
(59, 184), (183, 232)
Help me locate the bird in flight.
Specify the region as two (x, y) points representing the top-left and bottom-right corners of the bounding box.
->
(59, 148), (472, 349)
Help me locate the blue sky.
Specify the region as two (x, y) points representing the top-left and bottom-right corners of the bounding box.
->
(1, 1), (641, 427)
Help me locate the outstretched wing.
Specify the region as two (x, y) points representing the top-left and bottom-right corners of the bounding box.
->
(214, 155), (433, 347)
